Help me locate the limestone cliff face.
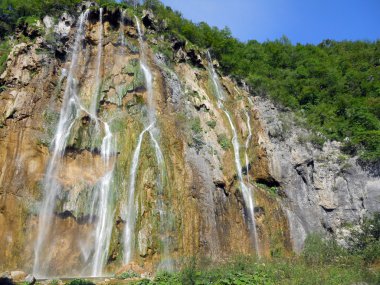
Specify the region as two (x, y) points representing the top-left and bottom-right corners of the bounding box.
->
(0, 3), (378, 276)
(252, 97), (380, 252)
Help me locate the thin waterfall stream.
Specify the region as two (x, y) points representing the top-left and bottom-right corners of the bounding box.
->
(122, 16), (171, 270)
(90, 7), (103, 120)
(90, 123), (116, 277)
(244, 110), (252, 183)
(207, 51), (260, 257)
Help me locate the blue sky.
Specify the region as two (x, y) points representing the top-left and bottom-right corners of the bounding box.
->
(160, 0), (380, 44)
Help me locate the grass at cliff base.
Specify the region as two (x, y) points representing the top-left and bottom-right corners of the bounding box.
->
(131, 257), (378, 285)
(130, 233), (380, 285)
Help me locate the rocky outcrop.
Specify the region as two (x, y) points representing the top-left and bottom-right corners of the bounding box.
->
(252, 96), (380, 251)
(0, 271), (36, 285)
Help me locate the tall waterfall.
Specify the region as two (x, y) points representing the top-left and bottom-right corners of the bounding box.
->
(207, 51), (260, 256)
(244, 110), (252, 183)
(90, 8), (103, 119)
(33, 10), (90, 277)
(123, 16), (171, 270)
(33, 9), (117, 277)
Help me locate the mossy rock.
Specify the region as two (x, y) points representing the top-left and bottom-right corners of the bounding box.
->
(123, 58), (140, 75)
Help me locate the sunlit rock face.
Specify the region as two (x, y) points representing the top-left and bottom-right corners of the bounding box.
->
(0, 3), (379, 277)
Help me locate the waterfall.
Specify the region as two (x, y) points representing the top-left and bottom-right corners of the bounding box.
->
(207, 51), (260, 257)
(244, 110), (252, 182)
(90, 123), (116, 277)
(135, 16), (156, 124)
(123, 17), (171, 269)
(33, 10), (90, 277)
(90, 8), (103, 119)
(34, 8), (117, 277)
(123, 123), (153, 263)
(120, 10), (126, 48)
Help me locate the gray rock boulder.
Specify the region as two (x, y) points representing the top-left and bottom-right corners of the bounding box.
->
(24, 274), (36, 285)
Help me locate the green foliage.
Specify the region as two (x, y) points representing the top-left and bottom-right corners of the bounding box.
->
(217, 133), (231, 150)
(117, 270), (140, 279)
(206, 120), (216, 129)
(49, 280), (60, 285)
(0, 0), (84, 38)
(256, 183), (278, 197)
(65, 279), (95, 285)
(132, 249), (376, 285)
(0, 39), (10, 75)
(190, 117), (202, 134)
(302, 234), (352, 266)
(347, 212), (380, 264)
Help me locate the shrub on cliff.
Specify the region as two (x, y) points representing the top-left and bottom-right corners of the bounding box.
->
(347, 212), (380, 264)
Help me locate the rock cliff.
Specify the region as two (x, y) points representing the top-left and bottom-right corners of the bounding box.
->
(0, 3), (378, 277)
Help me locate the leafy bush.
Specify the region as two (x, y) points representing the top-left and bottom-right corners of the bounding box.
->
(302, 234), (349, 266)
(117, 270), (140, 279)
(0, 40), (10, 75)
(206, 120), (217, 129)
(217, 133), (231, 150)
(190, 117), (202, 134)
(347, 212), (380, 264)
(66, 279), (95, 285)
(132, 251), (375, 285)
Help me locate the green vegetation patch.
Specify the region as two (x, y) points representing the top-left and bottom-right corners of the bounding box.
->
(217, 133), (231, 150)
(190, 117), (202, 134)
(117, 270), (140, 279)
(66, 279), (95, 285)
(132, 216), (380, 284)
(0, 40), (11, 75)
(206, 120), (216, 129)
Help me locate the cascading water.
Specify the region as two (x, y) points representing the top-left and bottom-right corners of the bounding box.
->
(89, 8), (103, 119)
(90, 123), (116, 277)
(122, 16), (171, 270)
(123, 123), (153, 263)
(244, 110), (252, 182)
(33, 10), (90, 277)
(207, 51), (260, 257)
(84, 9), (116, 276)
(34, 8), (117, 277)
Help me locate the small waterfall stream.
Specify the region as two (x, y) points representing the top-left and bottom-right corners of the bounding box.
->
(90, 123), (116, 276)
(244, 110), (252, 183)
(123, 123), (153, 263)
(207, 51), (260, 256)
(90, 8), (103, 119)
(122, 16), (171, 270)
